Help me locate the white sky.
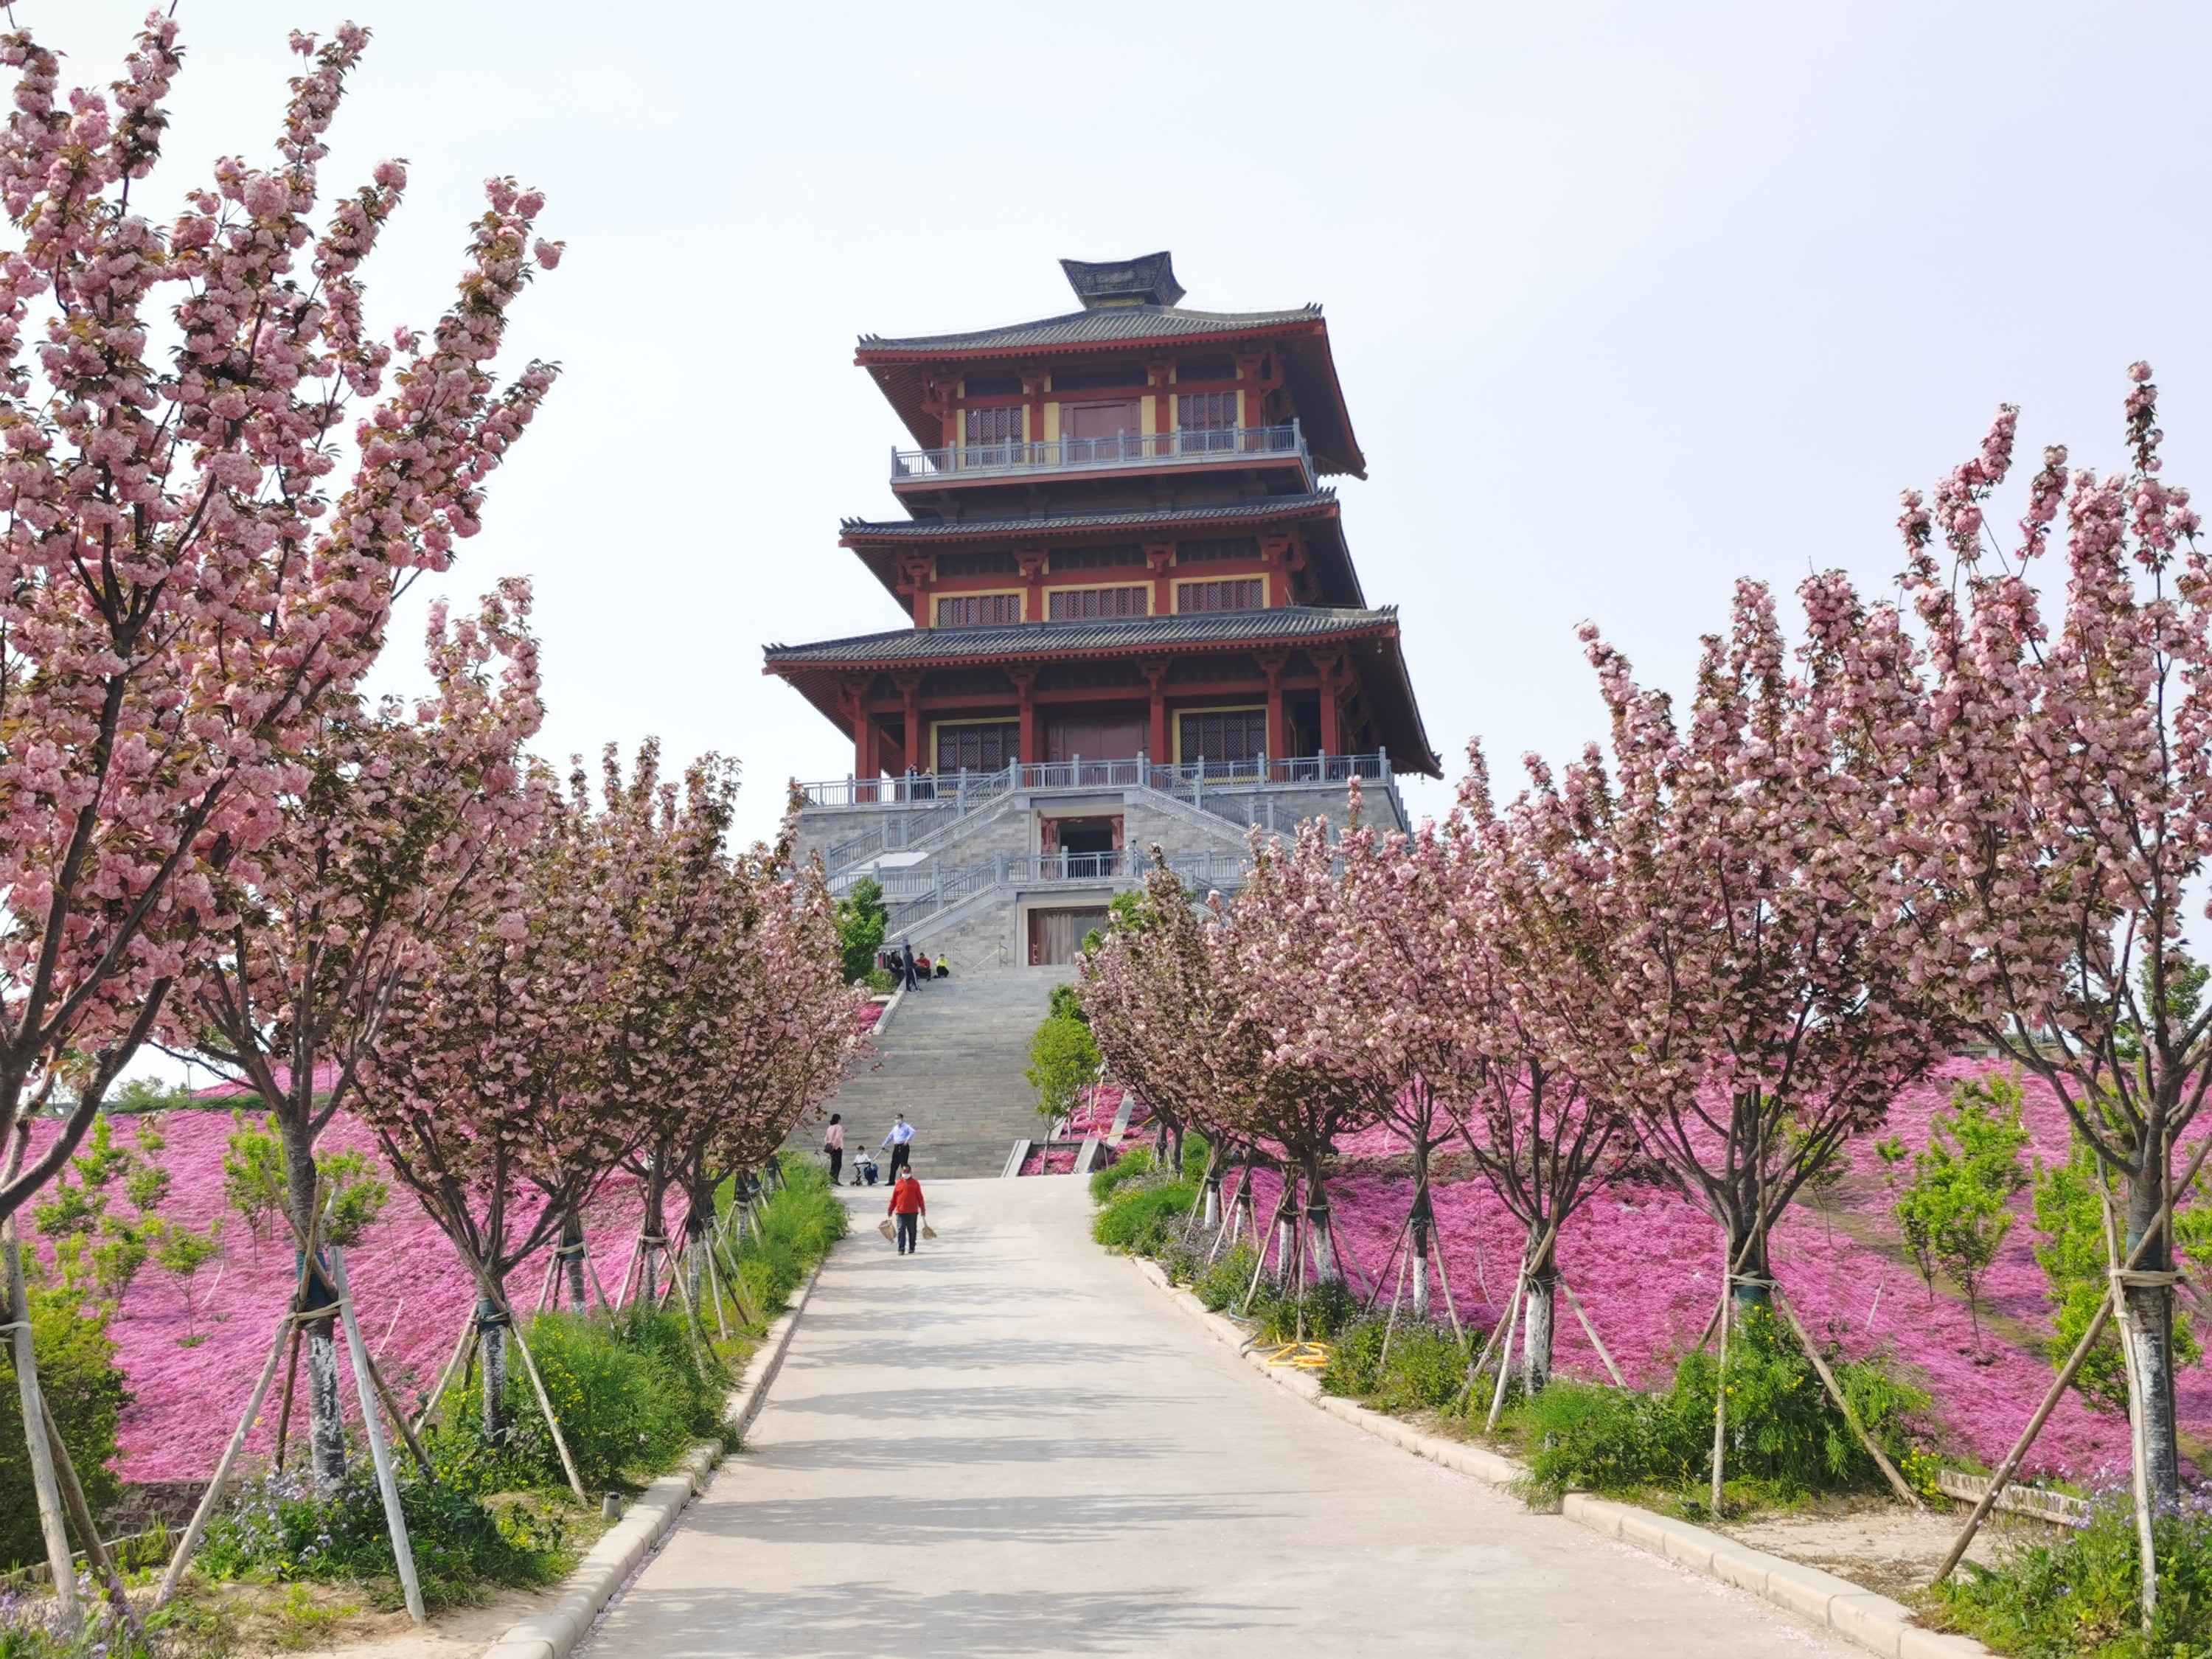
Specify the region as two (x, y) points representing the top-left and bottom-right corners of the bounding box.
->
(37, 0), (2212, 853)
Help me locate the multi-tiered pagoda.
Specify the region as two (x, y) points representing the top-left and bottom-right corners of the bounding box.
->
(767, 254), (1436, 973)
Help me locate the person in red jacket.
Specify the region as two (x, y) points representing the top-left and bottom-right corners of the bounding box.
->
(886, 1169), (927, 1255)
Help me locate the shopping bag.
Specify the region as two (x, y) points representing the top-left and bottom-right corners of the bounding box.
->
(921, 1222), (938, 1240)
(877, 1218), (895, 1241)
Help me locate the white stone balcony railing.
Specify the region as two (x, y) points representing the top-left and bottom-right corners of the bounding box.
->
(890, 421), (1309, 484)
(803, 750), (1394, 816)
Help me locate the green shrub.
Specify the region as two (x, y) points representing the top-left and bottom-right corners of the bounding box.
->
(501, 1310), (714, 1488)
(1025, 1015), (1099, 1123)
(834, 877), (887, 985)
(1047, 983), (1088, 1023)
(1092, 1178), (1197, 1254)
(1514, 1303), (1930, 1506)
(0, 1287), (129, 1571)
(198, 1464), (567, 1610)
(1323, 1318), (1481, 1413)
(1088, 1146), (1153, 1203)
(1253, 1279), (1359, 1343)
(726, 1158), (845, 1315)
(1934, 1488), (2212, 1657)
(1194, 1244), (1260, 1312)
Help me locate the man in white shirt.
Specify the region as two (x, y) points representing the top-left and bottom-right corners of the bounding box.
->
(882, 1113), (916, 1180)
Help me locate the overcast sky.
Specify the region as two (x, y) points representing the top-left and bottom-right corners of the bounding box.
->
(41, 0), (2212, 852)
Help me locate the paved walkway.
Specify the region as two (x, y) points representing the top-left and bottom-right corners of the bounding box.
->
(582, 1176), (1851, 1657)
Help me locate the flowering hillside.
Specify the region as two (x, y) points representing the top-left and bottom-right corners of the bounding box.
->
(1217, 1059), (2204, 1482)
(22, 1109), (690, 1484)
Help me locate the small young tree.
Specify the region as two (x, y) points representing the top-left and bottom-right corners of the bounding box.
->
(1026, 1014), (1099, 1128)
(1879, 1077), (2029, 1348)
(835, 877), (888, 986)
(152, 1217), (223, 1344)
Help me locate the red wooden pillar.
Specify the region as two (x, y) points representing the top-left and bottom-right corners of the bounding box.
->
(1019, 551), (1047, 622)
(895, 672), (924, 775)
(1316, 652), (1343, 755)
(1148, 358), (1172, 447)
(1140, 659), (1169, 763)
(1145, 543), (1174, 616)
(1010, 666), (1038, 764)
(1260, 536), (1293, 607)
(1259, 652), (1287, 763)
(843, 676), (879, 793)
(1021, 368), (1046, 453)
(899, 558), (932, 629)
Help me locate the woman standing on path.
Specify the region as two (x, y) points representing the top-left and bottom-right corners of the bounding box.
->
(887, 1169), (927, 1255)
(823, 1113), (844, 1184)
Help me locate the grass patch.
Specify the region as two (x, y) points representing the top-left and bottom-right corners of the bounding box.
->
(1322, 1318), (1482, 1414)
(1930, 1489), (2212, 1658)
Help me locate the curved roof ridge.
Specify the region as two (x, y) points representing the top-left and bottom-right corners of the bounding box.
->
(858, 302), (1323, 356)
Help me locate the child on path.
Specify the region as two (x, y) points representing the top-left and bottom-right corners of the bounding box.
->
(887, 1169), (927, 1255)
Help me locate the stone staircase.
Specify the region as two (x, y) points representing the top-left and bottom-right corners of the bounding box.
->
(787, 967), (1074, 1180)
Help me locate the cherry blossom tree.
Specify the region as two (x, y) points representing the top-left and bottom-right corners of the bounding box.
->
(1080, 855), (1247, 1188)
(0, 17), (561, 1227)
(1446, 747), (1641, 1391)
(1890, 367), (2212, 1504)
(178, 582), (542, 1489)
(358, 763), (626, 1447)
(1217, 818), (1387, 1289)
(1571, 577), (1952, 1318)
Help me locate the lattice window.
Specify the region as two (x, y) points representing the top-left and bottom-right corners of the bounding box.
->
(1047, 586), (1147, 621)
(936, 594), (1023, 627)
(1178, 392), (1237, 430)
(936, 721), (1020, 773)
(1176, 579), (1265, 613)
(1179, 709), (1267, 763)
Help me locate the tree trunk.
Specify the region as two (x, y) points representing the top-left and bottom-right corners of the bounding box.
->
(6, 1223), (80, 1636)
(560, 1209), (588, 1315)
(683, 1207), (709, 1345)
(1522, 1231), (1557, 1396)
(477, 1298), (509, 1438)
(1411, 1186), (1433, 1324)
(2126, 1166), (2182, 1505)
(1308, 1203), (1339, 1287)
(281, 1117), (349, 1494)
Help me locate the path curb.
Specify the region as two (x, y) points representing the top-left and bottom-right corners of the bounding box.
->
(1128, 1256), (1990, 1659)
(481, 1257), (827, 1659)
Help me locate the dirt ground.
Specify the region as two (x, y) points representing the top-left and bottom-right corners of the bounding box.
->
(258, 1582), (554, 1659)
(1717, 1498), (2061, 1601)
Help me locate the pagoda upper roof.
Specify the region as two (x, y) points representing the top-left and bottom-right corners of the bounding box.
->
(762, 606), (1438, 775)
(837, 493), (1366, 611)
(857, 302), (1321, 357)
(855, 255), (1365, 478)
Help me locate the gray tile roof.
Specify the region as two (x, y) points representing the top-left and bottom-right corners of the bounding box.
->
(763, 606), (1397, 665)
(839, 493), (1337, 540)
(858, 304), (1321, 355)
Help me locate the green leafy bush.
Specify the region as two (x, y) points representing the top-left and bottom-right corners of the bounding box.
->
(1514, 1304), (1929, 1506)
(1934, 1488), (2212, 1657)
(0, 1288), (130, 1571)
(1252, 1279), (1359, 1344)
(1092, 1177), (1197, 1254)
(727, 1158), (846, 1315)
(1193, 1244), (1259, 1312)
(1088, 1146), (1153, 1203)
(493, 1310), (717, 1489)
(1323, 1318), (1481, 1413)
(1047, 983), (1088, 1023)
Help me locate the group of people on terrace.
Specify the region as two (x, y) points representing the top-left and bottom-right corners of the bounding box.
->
(880, 941), (950, 991)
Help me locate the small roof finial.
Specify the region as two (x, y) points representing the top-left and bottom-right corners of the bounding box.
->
(1060, 252), (1184, 310)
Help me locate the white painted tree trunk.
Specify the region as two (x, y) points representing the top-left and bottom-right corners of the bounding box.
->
(1521, 1274), (1555, 1396)
(7, 1226), (79, 1635)
(305, 1324), (347, 1494)
(478, 1300), (509, 1437)
(1411, 1207), (1432, 1323)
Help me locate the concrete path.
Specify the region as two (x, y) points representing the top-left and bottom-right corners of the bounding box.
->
(581, 1177), (1851, 1657)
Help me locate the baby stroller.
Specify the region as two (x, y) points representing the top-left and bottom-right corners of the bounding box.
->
(850, 1147), (880, 1187)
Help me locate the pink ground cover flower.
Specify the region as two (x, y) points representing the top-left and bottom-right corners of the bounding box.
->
(21, 1109), (684, 1482)
(1223, 1057), (2192, 1479)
